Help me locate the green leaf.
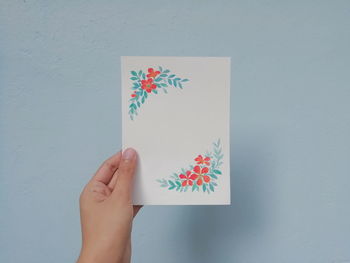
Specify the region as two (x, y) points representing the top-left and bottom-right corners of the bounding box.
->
(176, 181), (181, 187)
(159, 66), (163, 72)
(130, 103), (136, 109)
(203, 184), (207, 192)
(154, 78), (162, 82)
(152, 89), (158, 94)
(160, 83), (167, 87)
(163, 69), (170, 73)
(173, 80), (177, 87)
(168, 185), (176, 190)
(160, 74), (167, 77)
(130, 77), (138, 81)
(141, 97), (145, 104)
(168, 79), (172, 85)
(178, 82), (183, 89)
(213, 169), (222, 175)
(181, 79), (189, 82)
(131, 71), (137, 76)
(163, 88), (168, 94)
(209, 184), (215, 192)
(168, 74), (175, 78)
(142, 73), (146, 79)
(209, 173), (218, 179)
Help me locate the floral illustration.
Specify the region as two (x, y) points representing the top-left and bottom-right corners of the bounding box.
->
(128, 66), (189, 120)
(157, 139), (223, 193)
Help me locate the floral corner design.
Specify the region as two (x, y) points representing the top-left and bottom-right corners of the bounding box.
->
(128, 66), (189, 120)
(157, 139), (224, 194)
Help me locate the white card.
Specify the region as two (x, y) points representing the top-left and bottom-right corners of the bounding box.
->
(122, 57), (230, 205)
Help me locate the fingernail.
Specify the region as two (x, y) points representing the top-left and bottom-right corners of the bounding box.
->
(123, 148), (136, 160)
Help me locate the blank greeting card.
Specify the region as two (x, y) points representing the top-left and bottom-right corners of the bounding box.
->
(122, 56), (230, 205)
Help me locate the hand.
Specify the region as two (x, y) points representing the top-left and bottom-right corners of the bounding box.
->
(77, 148), (142, 263)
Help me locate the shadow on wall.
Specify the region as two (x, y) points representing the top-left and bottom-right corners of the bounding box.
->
(182, 137), (274, 262)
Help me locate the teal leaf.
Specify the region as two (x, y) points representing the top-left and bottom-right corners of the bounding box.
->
(213, 169), (222, 175)
(131, 71), (137, 76)
(168, 74), (175, 78)
(152, 89), (158, 94)
(209, 173), (218, 179)
(209, 184), (215, 192)
(130, 77), (138, 81)
(155, 78), (162, 82)
(160, 74), (167, 77)
(163, 69), (170, 73)
(181, 79), (189, 82)
(168, 79), (172, 85)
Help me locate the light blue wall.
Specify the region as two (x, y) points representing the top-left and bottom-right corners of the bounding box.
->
(1, 1), (349, 262)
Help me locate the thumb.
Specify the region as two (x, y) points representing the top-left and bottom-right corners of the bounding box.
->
(111, 148), (137, 202)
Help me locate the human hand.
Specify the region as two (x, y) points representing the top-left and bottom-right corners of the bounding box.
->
(77, 148), (142, 263)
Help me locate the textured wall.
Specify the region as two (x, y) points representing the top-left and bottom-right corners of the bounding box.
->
(1, 1), (349, 262)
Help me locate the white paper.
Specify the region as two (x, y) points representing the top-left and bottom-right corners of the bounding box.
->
(122, 56), (230, 205)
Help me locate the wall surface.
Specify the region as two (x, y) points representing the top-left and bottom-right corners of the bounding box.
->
(1, 1), (349, 262)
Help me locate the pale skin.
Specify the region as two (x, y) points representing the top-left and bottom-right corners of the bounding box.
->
(77, 148), (141, 263)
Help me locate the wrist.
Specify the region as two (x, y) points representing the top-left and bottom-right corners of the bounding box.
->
(77, 246), (124, 263)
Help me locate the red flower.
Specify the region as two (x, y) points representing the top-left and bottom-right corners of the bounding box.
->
(141, 78), (157, 93)
(192, 165), (210, 186)
(131, 91), (137, 98)
(195, 155), (211, 166)
(146, 68), (160, 79)
(179, 171), (197, 186)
